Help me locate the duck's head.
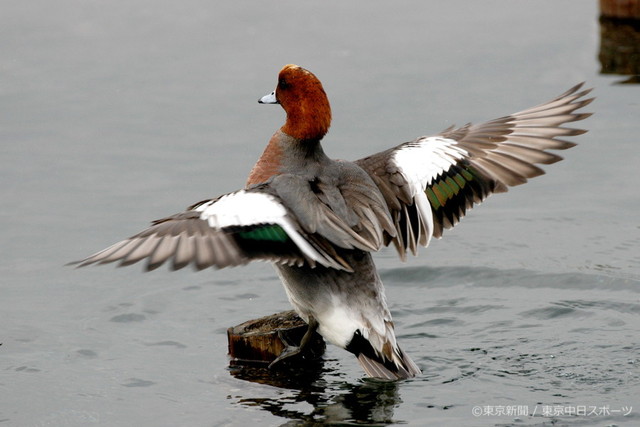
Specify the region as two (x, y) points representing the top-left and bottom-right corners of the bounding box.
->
(259, 64), (332, 142)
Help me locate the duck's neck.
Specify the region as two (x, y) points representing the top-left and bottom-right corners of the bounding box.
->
(247, 88), (332, 188)
(246, 130), (327, 187)
(281, 103), (331, 142)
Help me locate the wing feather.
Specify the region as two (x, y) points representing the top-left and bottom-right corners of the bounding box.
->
(72, 189), (352, 272)
(356, 83), (593, 258)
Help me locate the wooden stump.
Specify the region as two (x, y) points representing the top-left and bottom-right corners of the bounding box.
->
(600, 0), (640, 19)
(227, 310), (325, 367)
(599, 0), (640, 81)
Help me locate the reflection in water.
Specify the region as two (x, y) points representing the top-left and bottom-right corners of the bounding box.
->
(599, 1), (640, 83)
(324, 380), (400, 425)
(230, 363), (402, 424)
(229, 359), (327, 390)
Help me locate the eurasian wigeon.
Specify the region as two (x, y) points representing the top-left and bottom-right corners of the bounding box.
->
(74, 64), (593, 380)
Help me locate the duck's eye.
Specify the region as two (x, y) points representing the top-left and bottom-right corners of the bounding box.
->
(278, 78), (290, 89)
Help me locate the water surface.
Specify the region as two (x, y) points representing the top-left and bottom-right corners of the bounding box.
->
(1, 1), (639, 425)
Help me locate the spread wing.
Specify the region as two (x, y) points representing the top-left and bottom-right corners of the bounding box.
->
(71, 174), (394, 272)
(355, 83), (593, 259)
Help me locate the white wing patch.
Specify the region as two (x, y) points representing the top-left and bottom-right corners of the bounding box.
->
(391, 137), (469, 247)
(195, 191), (288, 228)
(393, 137), (468, 189)
(195, 191), (346, 270)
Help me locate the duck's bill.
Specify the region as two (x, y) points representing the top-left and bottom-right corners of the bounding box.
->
(258, 90), (278, 104)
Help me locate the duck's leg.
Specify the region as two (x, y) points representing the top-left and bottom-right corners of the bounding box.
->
(268, 316), (319, 369)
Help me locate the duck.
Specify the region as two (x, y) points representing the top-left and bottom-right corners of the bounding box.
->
(73, 64), (593, 380)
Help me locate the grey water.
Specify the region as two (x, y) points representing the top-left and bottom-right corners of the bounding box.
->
(2, 1), (639, 425)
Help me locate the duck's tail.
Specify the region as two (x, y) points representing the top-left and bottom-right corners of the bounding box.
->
(356, 347), (421, 380)
(347, 330), (421, 380)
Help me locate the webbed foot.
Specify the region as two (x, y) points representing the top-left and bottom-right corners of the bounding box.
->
(268, 316), (319, 369)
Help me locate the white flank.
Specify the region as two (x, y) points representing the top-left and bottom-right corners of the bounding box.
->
(317, 297), (363, 347)
(317, 294), (390, 350)
(194, 191), (333, 267)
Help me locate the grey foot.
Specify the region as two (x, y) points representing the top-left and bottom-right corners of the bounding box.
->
(268, 316), (319, 370)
